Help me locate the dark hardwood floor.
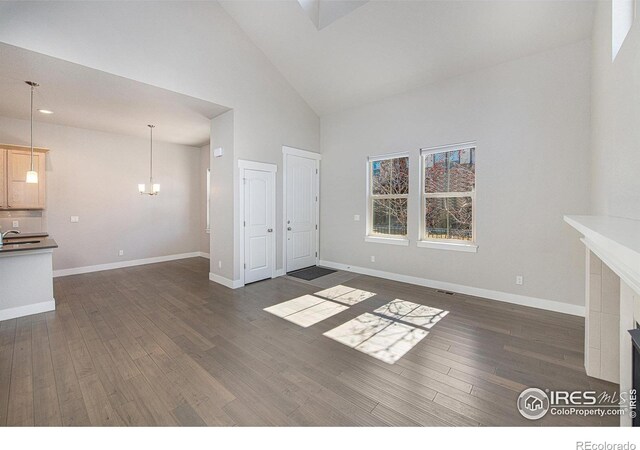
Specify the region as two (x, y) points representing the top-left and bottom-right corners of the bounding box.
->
(0, 257), (617, 426)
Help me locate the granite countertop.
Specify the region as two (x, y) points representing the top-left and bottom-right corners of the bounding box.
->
(0, 232), (58, 254)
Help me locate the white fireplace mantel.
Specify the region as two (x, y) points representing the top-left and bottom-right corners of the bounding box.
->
(565, 215), (640, 297)
(564, 214), (640, 427)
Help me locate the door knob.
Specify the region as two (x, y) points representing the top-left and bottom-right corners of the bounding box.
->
(287, 227), (292, 231)
(267, 228), (273, 233)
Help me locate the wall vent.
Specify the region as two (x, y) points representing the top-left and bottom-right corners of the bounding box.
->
(436, 289), (455, 295)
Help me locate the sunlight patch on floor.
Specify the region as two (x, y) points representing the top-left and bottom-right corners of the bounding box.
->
(315, 285), (376, 305)
(263, 285), (377, 328)
(323, 300), (449, 364)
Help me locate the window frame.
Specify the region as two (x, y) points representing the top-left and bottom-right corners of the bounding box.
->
(366, 152), (410, 245)
(419, 142), (477, 252)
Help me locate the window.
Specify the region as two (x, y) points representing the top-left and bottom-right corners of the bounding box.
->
(367, 154), (409, 243)
(206, 168), (211, 232)
(420, 143), (476, 251)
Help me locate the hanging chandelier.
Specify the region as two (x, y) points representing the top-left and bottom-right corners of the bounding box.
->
(138, 124), (160, 195)
(25, 81), (39, 184)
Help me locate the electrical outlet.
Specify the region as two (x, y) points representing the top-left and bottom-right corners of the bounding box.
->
(516, 275), (523, 285)
(370, 256), (375, 263)
(218, 260), (222, 269)
(118, 250), (124, 256)
(12, 220), (19, 228)
(70, 216), (79, 223)
(354, 214), (360, 221)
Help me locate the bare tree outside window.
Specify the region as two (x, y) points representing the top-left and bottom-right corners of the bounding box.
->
(422, 146), (475, 242)
(369, 155), (409, 236)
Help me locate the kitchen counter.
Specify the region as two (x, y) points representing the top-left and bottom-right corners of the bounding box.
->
(0, 232), (57, 321)
(0, 235), (58, 253)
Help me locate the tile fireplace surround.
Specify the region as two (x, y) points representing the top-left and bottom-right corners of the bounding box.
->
(565, 215), (640, 427)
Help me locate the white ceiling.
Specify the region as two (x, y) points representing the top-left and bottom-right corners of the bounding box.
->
(220, 0), (596, 116)
(0, 43), (229, 147)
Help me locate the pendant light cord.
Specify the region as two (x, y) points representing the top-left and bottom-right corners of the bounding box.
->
(30, 84), (34, 171)
(149, 125), (154, 184)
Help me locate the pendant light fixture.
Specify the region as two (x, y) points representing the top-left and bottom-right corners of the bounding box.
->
(138, 124), (160, 195)
(25, 81), (39, 184)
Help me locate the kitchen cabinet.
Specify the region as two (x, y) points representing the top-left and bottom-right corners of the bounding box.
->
(0, 145), (48, 210)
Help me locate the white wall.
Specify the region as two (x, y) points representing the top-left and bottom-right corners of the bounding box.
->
(320, 41), (591, 310)
(0, 1), (320, 283)
(209, 111), (237, 282)
(0, 116), (201, 271)
(590, 0), (640, 220)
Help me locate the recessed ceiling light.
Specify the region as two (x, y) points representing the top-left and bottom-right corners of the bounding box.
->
(38, 109), (53, 114)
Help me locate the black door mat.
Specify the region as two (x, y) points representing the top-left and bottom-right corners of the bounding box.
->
(287, 266), (337, 281)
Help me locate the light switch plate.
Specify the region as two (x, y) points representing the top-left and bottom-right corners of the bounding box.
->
(118, 250), (124, 256)
(70, 216), (80, 223)
(354, 215), (360, 221)
(12, 220), (19, 228)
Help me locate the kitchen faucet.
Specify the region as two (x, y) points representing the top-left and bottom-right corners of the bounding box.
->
(0, 230), (21, 248)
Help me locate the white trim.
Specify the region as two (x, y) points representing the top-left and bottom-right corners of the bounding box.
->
(420, 141), (476, 155)
(0, 300), (56, 322)
(367, 151), (410, 162)
(52, 252), (202, 277)
(198, 252), (210, 259)
(417, 240), (478, 252)
(239, 162), (276, 287)
(283, 147), (320, 273)
(318, 259), (585, 317)
(364, 236), (409, 246)
(238, 159), (278, 172)
(282, 145), (321, 160)
(273, 268), (285, 278)
(209, 272), (242, 289)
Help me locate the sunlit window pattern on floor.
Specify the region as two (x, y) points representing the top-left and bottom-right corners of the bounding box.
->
(324, 300), (449, 364)
(263, 286), (376, 328)
(314, 285), (376, 305)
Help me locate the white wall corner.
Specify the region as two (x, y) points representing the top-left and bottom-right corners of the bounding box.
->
(209, 272), (243, 289)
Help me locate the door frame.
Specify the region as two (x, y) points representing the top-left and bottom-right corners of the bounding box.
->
(282, 146), (321, 274)
(238, 159), (277, 287)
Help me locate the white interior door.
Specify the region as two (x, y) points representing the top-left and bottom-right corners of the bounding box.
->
(286, 153), (318, 272)
(244, 169), (275, 284)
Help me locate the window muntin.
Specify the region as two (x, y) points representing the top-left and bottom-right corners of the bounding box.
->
(421, 145), (475, 243)
(368, 155), (409, 238)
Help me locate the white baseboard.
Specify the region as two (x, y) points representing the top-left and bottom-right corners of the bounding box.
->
(0, 300), (56, 321)
(319, 259), (585, 317)
(53, 252), (203, 278)
(198, 252), (210, 259)
(209, 272), (243, 289)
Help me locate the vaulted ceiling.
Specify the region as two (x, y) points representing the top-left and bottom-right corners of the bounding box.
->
(220, 0), (596, 116)
(0, 43), (229, 146)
